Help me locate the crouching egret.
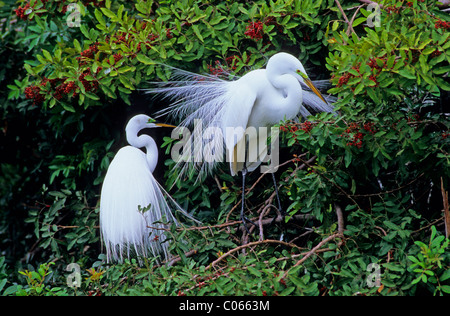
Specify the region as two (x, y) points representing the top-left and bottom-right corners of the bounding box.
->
(100, 114), (196, 263)
(149, 52), (334, 231)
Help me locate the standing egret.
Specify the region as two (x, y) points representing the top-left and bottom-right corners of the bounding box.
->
(100, 114), (196, 263)
(149, 52), (334, 230)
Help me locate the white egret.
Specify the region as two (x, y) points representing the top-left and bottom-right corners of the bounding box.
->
(149, 52), (334, 230)
(100, 114), (197, 263)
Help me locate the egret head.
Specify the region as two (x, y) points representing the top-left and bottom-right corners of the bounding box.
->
(125, 114), (176, 144)
(126, 114), (175, 132)
(268, 52), (328, 105)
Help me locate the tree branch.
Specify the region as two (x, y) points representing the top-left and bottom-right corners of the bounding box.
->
(282, 233), (342, 278)
(206, 239), (302, 270)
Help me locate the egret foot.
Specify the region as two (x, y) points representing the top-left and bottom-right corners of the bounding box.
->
(240, 213), (257, 234)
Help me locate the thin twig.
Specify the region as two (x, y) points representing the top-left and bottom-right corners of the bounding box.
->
(334, 0), (356, 40)
(358, 0), (383, 7)
(206, 239), (302, 270)
(167, 249), (198, 267)
(214, 175), (223, 193)
(258, 204), (278, 241)
(282, 233), (342, 278)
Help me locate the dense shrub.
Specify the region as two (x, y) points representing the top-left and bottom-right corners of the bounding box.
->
(0, 0), (449, 296)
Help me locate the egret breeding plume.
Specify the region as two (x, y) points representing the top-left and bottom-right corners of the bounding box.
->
(149, 52), (334, 230)
(100, 114), (197, 263)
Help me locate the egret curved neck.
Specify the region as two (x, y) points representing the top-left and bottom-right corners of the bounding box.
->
(127, 133), (159, 173)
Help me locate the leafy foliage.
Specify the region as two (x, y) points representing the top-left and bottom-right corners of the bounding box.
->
(1, 0), (449, 296)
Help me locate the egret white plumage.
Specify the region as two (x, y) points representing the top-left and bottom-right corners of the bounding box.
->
(149, 52), (334, 230)
(100, 114), (196, 263)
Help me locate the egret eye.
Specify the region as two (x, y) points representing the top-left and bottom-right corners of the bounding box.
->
(147, 118), (156, 123)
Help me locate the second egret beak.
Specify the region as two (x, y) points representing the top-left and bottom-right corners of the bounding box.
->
(147, 117), (176, 128)
(155, 123), (177, 128)
(296, 69), (329, 105)
(303, 78), (329, 105)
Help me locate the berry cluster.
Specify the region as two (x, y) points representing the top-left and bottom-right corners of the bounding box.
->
(340, 122), (376, 149)
(280, 121), (315, 134)
(53, 81), (77, 100)
(15, 0), (102, 21)
(385, 0), (424, 13)
(225, 55), (239, 71)
(336, 64), (361, 88)
(384, 6), (400, 14)
(24, 85), (45, 105)
(299, 121), (314, 133)
(206, 54), (251, 76)
(26, 66), (102, 105)
(14, 3), (32, 20)
(207, 60), (226, 76)
(109, 29), (159, 59)
(435, 19), (450, 30)
(76, 43), (99, 66)
(244, 21), (264, 40)
(79, 68), (100, 92)
(405, 0), (425, 6)
(335, 53), (400, 90)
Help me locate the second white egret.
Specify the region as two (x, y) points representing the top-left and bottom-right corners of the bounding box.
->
(100, 114), (197, 263)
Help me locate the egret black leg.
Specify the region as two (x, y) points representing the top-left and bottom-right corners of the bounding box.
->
(272, 172), (283, 217)
(240, 167), (257, 233)
(270, 173), (285, 225)
(271, 173), (287, 241)
(240, 139), (257, 233)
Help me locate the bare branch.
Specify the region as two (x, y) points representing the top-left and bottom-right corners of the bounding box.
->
(207, 239), (302, 270)
(282, 233), (342, 278)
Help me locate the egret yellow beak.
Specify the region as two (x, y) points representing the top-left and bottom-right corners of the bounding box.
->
(296, 69), (329, 105)
(147, 118), (176, 128)
(303, 78), (328, 105)
(155, 122), (177, 128)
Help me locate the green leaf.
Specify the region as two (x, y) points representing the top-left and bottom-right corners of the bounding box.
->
(100, 7), (116, 19)
(136, 54), (155, 65)
(344, 149), (352, 168)
(441, 285), (450, 294)
(73, 39), (81, 53)
(192, 25), (204, 42)
(440, 269), (450, 281)
(398, 69), (416, 80)
(353, 82), (364, 95)
(85, 92), (100, 100)
(247, 266), (262, 277)
(42, 49), (52, 62)
(94, 9), (106, 26)
(118, 66), (136, 74)
(352, 17), (366, 27)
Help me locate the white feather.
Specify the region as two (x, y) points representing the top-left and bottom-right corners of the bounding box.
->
(100, 146), (177, 263)
(99, 114), (199, 264)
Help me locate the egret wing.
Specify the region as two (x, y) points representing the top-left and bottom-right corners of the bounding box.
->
(220, 81), (257, 176)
